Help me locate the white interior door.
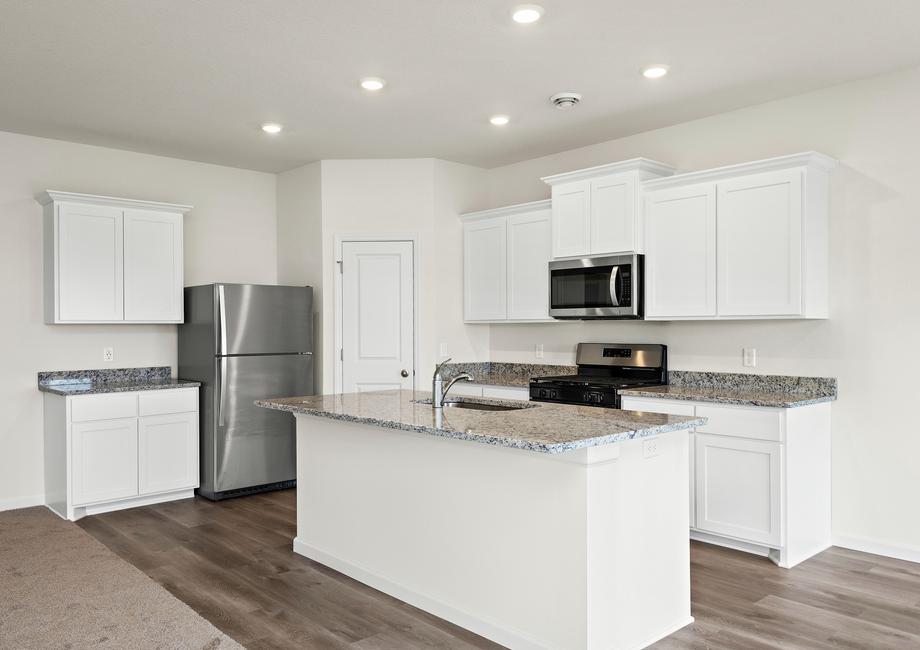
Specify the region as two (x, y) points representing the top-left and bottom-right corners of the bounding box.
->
(341, 241), (415, 393)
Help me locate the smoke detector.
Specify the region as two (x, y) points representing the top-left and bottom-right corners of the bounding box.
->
(550, 92), (582, 110)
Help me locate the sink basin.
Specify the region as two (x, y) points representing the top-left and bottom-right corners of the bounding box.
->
(441, 401), (526, 412)
(414, 398), (534, 412)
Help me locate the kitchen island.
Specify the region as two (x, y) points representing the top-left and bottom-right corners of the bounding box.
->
(257, 390), (705, 650)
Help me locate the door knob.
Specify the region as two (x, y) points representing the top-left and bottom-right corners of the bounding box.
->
(400, 369), (410, 377)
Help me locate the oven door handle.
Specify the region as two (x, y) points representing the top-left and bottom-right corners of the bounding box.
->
(608, 266), (620, 307)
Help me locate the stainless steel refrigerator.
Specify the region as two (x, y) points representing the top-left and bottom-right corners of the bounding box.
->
(178, 284), (313, 500)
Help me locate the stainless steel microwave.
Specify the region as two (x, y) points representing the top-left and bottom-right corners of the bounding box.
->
(548, 254), (643, 319)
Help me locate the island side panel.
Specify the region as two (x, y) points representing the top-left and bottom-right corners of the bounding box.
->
(294, 414), (588, 649)
(586, 430), (692, 649)
(293, 414), (691, 650)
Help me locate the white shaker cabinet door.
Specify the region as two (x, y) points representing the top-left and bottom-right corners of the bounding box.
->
(123, 209), (184, 322)
(138, 412), (199, 495)
(717, 170), (803, 317)
(644, 183), (717, 319)
(550, 180), (590, 258)
(695, 434), (782, 546)
(507, 210), (551, 320)
(57, 203), (124, 322)
(589, 173), (635, 255)
(71, 417), (138, 506)
(464, 217), (507, 321)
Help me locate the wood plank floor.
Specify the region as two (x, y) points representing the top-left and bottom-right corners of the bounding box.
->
(78, 490), (920, 649)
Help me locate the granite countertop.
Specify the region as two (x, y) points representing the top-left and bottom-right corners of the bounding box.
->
(256, 389), (704, 454)
(440, 362), (576, 388)
(38, 367), (200, 396)
(622, 371), (837, 408)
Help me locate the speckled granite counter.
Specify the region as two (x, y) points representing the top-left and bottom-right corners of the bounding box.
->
(256, 389), (704, 454)
(38, 367), (200, 396)
(623, 370), (837, 408)
(440, 362), (576, 388)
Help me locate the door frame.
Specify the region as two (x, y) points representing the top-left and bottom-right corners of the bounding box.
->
(333, 233), (420, 394)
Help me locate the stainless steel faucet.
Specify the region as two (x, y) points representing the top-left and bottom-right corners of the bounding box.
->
(432, 358), (472, 409)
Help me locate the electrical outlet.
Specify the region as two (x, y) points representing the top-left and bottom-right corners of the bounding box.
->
(103, 347), (114, 363)
(439, 343), (448, 358)
(643, 437), (660, 458)
(743, 348), (757, 367)
(535, 344), (544, 359)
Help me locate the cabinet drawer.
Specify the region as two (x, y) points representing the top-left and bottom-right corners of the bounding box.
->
(620, 397), (695, 417)
(695, 404), (783, 441)
(138, 388), (199, 416)
(70, 393), (138, 422)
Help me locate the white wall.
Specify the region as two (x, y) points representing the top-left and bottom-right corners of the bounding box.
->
(484, 66), (920, 553)
(277, 161), (324, 390)
(0, 130), (276, 509)
(317, 159), (490, 392)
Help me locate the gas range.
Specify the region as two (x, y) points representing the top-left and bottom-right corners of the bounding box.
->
(529, 343), (667, 408)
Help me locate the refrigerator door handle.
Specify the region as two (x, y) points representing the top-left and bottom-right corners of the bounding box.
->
(217, 284), (228, 356)
(218, 356), (228, 427)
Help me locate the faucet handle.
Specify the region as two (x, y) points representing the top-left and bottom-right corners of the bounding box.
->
(433, 357), (452, 381)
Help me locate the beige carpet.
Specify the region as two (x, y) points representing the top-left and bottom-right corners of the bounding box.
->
(0, 506), (244, 650)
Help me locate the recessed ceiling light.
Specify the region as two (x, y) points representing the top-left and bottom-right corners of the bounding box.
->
(261, 123), (283, 134)
(360, 77), (386, 91)
(512, 4), (544, 24)
(641, 64), (670, 79)
(490, 115), (510, 126)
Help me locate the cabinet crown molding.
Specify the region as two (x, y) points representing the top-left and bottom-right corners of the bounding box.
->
(38, 190), (193, 214)
(460, 199), (551, 222)
(640, 151), (837, 191)
(541, 158), (676, 185)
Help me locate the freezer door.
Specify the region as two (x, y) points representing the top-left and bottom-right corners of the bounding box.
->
(218, 284), (313, 355)
(213, 353), (313, 492)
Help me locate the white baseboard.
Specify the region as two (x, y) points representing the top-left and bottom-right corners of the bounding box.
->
(832, 534), (920, 565)
(0, 494), (44, 512)
(690, 529), (771, 557)
(293, 537), (553, 650)
(628, 617), (694, 650)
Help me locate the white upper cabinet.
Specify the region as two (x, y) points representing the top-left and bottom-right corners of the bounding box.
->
(590, 173), (635, 255)
(507, 210), (552, 320)
(40, 191), (191, 324)
(548, 180), (590, 258)
(462, 200), (552, 323)
(644, 183), (718, 319)
(123, 209), (184, 322)
(463, 216), (507, 321)
(717, 170), (803, 317)
(56, 202), (125, 322)
(542, 159), (675, 259)
(641, 152), (835, 320)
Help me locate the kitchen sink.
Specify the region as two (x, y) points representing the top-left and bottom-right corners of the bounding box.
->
(414, 398), (534, 412)
(442, 401), (526, 412)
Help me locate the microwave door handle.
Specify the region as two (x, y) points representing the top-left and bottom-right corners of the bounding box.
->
(608, 266), (620, 307)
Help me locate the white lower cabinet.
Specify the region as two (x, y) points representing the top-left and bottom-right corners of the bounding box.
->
(138, 412), (199, 495)
(694, 434), (781, 546)
(620, 395), (831, 568)
(44, 388), (199, 521)
(446, 384), (530, 400)
(481, 385), (529, 400)
(71, 417), (139, 506)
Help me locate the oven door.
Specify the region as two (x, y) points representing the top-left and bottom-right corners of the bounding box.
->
(548, 254), (642, 319)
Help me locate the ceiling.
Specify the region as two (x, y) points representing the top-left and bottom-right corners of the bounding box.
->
(2, 0), (919, 173)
